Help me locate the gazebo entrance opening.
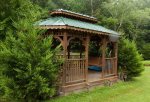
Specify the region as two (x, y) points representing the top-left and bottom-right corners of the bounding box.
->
(88, 35), (102, 82)
(67, 38), (85, 59)
(65, 37), (86, 85)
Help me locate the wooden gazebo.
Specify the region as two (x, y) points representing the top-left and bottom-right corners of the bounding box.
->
(38, 9), (119, 94)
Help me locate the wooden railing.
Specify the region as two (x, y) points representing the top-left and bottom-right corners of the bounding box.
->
(104, 57), (117, 77)
(68, 55), (85, 59)
(57, 54), (85, 59)
(64, 59), (86, 84)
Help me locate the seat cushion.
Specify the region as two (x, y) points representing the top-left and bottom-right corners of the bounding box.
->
(88, 66), (102, 72)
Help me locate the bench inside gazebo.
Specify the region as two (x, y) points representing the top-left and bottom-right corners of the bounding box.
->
(38, 9), (119, 94)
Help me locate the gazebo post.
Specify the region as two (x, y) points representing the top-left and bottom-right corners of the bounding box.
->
(80, 41), (82, 58)
(85, 35), (90, 83)
(62, 31), (68, 86)
(67, 45), (70, 59)
(101, 36), (107, 78)
(114, 42), (118, 76)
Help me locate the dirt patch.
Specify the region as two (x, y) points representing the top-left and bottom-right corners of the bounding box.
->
(144, 64), (150, 66)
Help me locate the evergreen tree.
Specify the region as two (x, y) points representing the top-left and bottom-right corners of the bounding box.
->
(0, 0), (42, 40)
(0, 0), (63, 101)
(118, 38), (144, 80)
(0, 20), (62, 101)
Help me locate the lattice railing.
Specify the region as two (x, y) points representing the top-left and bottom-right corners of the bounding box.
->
(104, 57), (117, 77)
(64, 59), (86, 84)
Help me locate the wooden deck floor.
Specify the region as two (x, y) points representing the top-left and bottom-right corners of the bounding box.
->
(88, 70), (102, 82)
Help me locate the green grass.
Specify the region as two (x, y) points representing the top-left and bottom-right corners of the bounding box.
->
(45, 66), (150, 102)
(143, 60), (150, 65)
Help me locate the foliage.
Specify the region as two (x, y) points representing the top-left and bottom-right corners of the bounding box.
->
(141, 43), (150, 60)
(0, 0), (42, 40)
(100, 1), (150, 60)
(118, 38), (144, 80)
(0, 20), (62, 101)
(0, 0), (63, 101)
(89, 41), (101, 57)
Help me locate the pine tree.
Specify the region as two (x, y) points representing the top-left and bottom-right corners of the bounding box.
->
(0, 0), (62, 101)
(0, 20), (62, 101)
(0, 0), (42, 40)
(118, 38), (144, 80)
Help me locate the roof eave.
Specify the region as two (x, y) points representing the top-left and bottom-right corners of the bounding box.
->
(38, 25), (119, 36)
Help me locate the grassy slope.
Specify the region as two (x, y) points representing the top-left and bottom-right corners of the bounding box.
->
(46, 67), (150, 102)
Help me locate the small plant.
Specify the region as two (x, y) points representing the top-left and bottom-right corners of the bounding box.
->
(104, 80), (112, 86)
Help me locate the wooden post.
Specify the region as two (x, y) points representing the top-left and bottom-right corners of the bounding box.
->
(62, 31), (68, 86)
(101, 36), (107, 78)
(114, 42), (118, 76)
(85, 35), (89, 83)
(67, 45), (70, 59)
(80, 41), (82, 58)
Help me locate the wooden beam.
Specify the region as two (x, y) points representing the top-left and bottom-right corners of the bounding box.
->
(67, 45), (70, 59)
(101, 36), (107, 78)
(62, 31), (68, 86)
(114, 42), (118, 76)
(39, 25), (114, 36)
(85, 34), (90, 83)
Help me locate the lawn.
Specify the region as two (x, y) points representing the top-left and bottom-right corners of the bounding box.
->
(143, 60), (150, 66)
(46, 66), (150, 102)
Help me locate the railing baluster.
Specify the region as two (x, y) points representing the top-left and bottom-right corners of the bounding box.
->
(104, 57), (116, 77)
(63, 59), (86, 84)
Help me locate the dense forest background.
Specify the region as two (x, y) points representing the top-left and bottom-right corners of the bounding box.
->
(31, 0), (150, 60)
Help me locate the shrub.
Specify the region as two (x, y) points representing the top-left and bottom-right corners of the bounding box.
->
(0, 21), (62, 101)
(141, 43), (150, 60)
(118, 38), (144, 80)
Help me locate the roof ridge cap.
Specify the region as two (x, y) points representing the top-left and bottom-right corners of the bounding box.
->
(59, 17), (67, 25)
(52, 16), (66, 25)
(54, 9), (97, 19)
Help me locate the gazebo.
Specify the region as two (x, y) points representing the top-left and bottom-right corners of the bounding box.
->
(38, 9), (119, 94)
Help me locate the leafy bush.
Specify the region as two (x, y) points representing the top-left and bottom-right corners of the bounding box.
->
(118, 38), (144, 80)
(0, 21), (62, 101)
(141, 43), (150, 60)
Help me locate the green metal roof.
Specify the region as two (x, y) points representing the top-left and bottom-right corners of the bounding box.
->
(38, 16), (119, 36)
